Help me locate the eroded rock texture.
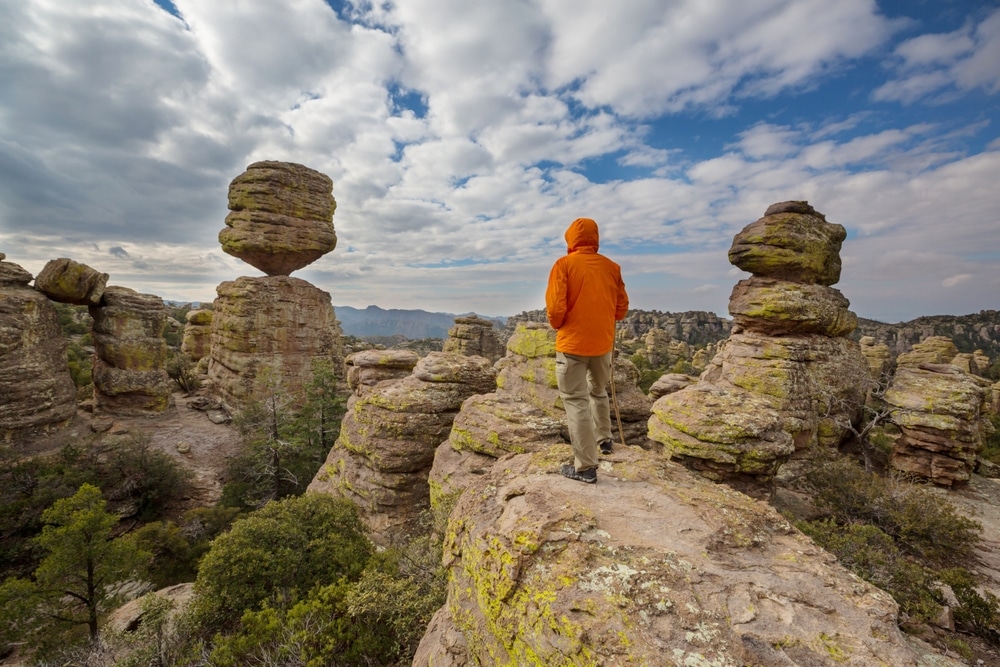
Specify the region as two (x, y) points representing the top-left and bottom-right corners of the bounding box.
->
(413, 447), (960, 667)
(89, 286), (173, 415)
(885, 336), (994, 486)
(429, 322), (652, 512)
(207, 276), (344, 411)
(0, 258), (77, 440)
(344, 349), (419, 393)
(181, 309), (213, 361)
(34, 257), (109, 306)
(648, 202), (868, 497)
(308, 352), (495, 542)
(219, 161), (337, 276)
(442, 314), (503, 362)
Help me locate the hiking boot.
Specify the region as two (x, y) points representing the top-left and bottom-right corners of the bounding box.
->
(560, 464), (597, 484)
(599, 440), (613, 455)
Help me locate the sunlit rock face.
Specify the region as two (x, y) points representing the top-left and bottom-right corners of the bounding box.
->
(218, 161), (337, 276)
(0, 257), (77, 440)
(647, 201), (868, 498)
(442, 314), (503, 363)
(885, 336), (994, 486)
(89, 286), (173, 415)
(206, 275), (343, 411)
(413, 446), (962, 667)
(34, 257), (108, 306)
(307, 352), (496, 544)
(428, 322), (652, 513)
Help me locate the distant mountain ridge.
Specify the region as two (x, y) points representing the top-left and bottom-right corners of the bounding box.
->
(335, 305), (505, 339)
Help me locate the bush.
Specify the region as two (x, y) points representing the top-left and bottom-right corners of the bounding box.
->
(939, 568), (1000, 640)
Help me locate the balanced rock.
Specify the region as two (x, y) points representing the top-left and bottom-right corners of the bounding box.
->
(649, 202), (867, 497)
(344, 349), (419, 393)
(442, 314), (503, 362)
(414, 447), (961, 667)
(885, 337), (994, 486)
(0, 258), (77, 440)
(34, 257), (108, 306)
(89, 286), (173, 415)
(308, 352), (495, 541)
(181, 309), (213, 361)
(648, 372), (697, 400)
(207, 276), (344, 410)
(429, 322), (651, 512)
(219, 161), (337, 276)
(729, 200), (845, 286)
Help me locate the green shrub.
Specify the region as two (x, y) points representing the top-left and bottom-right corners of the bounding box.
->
(981, 414), (1000, 466)
(939, 568), (1000, 640)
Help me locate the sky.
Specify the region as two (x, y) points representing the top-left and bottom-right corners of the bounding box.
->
(1, 0), (998, 323)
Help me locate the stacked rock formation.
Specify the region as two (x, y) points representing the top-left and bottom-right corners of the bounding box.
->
(441, 314), (503, 362)
(181, 309), (213, 363)
(648, 201), (869, 497)
(308, 352), (496, 542)
(884, 336), (994, 486)
(89, 286), (174, 415)
(0, 255), (78, 440)
(429, 322), (652, 511)
(34, 257), (108, 306)
(859, 335), (892, 382)
(208, 161), (344, 410)
(343, 348), (418, 393)
(414, 447), (963, 667)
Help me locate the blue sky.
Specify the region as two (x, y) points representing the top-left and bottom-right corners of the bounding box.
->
(1, 0), (998, 322)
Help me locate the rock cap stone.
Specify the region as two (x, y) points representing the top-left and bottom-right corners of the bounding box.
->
(34, 257), (109, 305)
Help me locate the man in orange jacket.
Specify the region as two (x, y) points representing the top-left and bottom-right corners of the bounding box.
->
(545, 217), (629, 484)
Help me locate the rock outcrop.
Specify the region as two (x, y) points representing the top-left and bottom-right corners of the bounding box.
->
(859, 335), (892, 382)
(207, 276), (344, 410)
(89, 286), (173, 415)
(429, 322), (652, 512)
(648, 202), (868, 497)
(181, 309), (213, 362)
(308, 352), (495, 542)
(884, 336), (994, 486)
(219, 161), (337, 276)
(442, 314), (503, 362)
(33, 257), (108, 306)
(414, 446), (961, 667)
(344, 348), (419, 393)
(0, 257), (77, 440)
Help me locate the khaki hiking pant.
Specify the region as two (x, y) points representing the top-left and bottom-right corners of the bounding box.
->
(555, 350), (613, 472)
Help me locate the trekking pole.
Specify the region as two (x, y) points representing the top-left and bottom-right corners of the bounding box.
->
(609, 328), (626, 447)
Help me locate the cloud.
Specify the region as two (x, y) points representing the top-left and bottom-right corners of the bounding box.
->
(108, 246), (129, 258)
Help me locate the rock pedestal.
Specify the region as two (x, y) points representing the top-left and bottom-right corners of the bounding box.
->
(89, 286), (173, 415)
(207, 276), (343, 410)
(308, 352), (496, 542)
(181, 309), (213, 362)
(647, 202), (868, 497)
(884, 336), (994, 486)
(0, 258), (77, 440)
(442, 314), (503, 362)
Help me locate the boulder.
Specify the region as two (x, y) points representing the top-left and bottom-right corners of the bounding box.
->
(181, 308), (213, 361)
(0, 258), (77, 440)
(308, 352), (495, 542)
(33, 257), (108, 306)
(413, 446), (962, 667)
(648, 372), (697, 400)
(728, 201), (846, 286)
(89, 286), (173, 415)
(207, 275), (344, 411)
(344, 348), (419, 393)
(728, 277), (857, 336)
(859, 335), (892, 382)
(442, 314), (503, 362)
(219, 161), (337, 276)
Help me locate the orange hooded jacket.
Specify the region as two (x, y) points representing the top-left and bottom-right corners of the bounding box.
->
(545, 218), (629, 356)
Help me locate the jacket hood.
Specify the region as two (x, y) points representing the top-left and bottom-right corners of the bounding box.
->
(565, 217), (599, 253)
